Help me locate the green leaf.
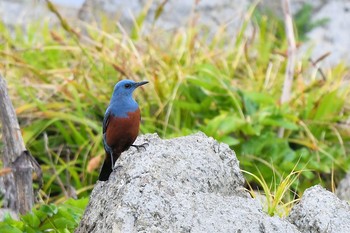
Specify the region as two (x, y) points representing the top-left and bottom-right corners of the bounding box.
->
(260, 117), (298, 130)
(187, 76), (221, 92)
(20, 214), (40, 228)
(241, 91), (259, 115)
(33, 209), (49, 221)
(204, 113), (246, 136)
(64, 198), (89, 209)
(243, 91), (276, 105)
(1, 215), (24, 230)
(22, 225), (38, 233)
(221, 136), (240, 146)
(0, 225), (23, 233)
(174, 100), (202, 111)
(40, 204), (58, 217)
(310, 90), (345, 121)
(53, 218), (76, 229)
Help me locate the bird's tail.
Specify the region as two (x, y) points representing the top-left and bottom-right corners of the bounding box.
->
(98, 152), (121, 181)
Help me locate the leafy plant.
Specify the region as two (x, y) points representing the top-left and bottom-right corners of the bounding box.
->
(0, 198), (88, 233)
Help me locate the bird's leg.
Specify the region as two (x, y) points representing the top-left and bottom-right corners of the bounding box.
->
(103, 133), (115, 170)
(109, 151), (123, 172)
(110, 151), (114, 170)
(131, 143), (149, 151)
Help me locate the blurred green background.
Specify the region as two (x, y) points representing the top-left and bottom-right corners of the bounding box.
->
(1, 1), (350, 231)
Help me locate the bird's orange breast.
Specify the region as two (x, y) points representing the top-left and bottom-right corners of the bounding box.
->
(105, 108), (141, 153)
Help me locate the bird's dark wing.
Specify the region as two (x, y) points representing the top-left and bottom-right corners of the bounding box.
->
(102, 108), (113, 154)
(103, 108), (111, 134)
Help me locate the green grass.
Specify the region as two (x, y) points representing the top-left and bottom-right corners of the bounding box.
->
(0, 198), (88, 232)
(0, 2), (349, 220)
(243, 163), (302, 217)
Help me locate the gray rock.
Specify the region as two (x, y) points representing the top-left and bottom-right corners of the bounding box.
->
(0, 0), (79, 29)
(76, 133), (299, 233)
(288, 185), (350, 233)
(259, 0), (350, 66)
(300, 1), (350, 66)
(336, 173), (350, 201)
(78, 0), (249, 35)
(258, 0), (325, 17)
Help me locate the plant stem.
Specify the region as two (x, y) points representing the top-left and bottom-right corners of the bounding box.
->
(279, 0), (297, 137)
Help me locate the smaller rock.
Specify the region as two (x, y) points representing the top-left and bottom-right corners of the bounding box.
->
(301, 1), (350, 66)
(336, 172), (350, 201)
(287, 185), (350, 233)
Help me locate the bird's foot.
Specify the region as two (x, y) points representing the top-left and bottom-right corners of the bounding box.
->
(113, 165), (123, 171)
(131, 143), (149, 152)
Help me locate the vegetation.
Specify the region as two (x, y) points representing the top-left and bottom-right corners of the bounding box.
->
(0, 198), (88, 232)
(0, 1), (349, 231)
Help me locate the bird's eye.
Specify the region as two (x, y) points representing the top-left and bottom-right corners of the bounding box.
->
(125, 84), (131, 88)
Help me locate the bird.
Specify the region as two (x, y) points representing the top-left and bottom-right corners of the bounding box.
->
(98, 79), (148, 181)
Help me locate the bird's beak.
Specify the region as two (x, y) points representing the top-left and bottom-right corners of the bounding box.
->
(135, 81), (149, 87)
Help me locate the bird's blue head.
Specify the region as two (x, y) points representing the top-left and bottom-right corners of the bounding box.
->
(111, 79), (148, 102)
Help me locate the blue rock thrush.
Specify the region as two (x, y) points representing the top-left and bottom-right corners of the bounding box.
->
(98, 79), (148, 181)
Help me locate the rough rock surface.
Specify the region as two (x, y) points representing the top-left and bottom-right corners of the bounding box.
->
(288, 185), (350, 233)
(76, 133), (299, 233)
